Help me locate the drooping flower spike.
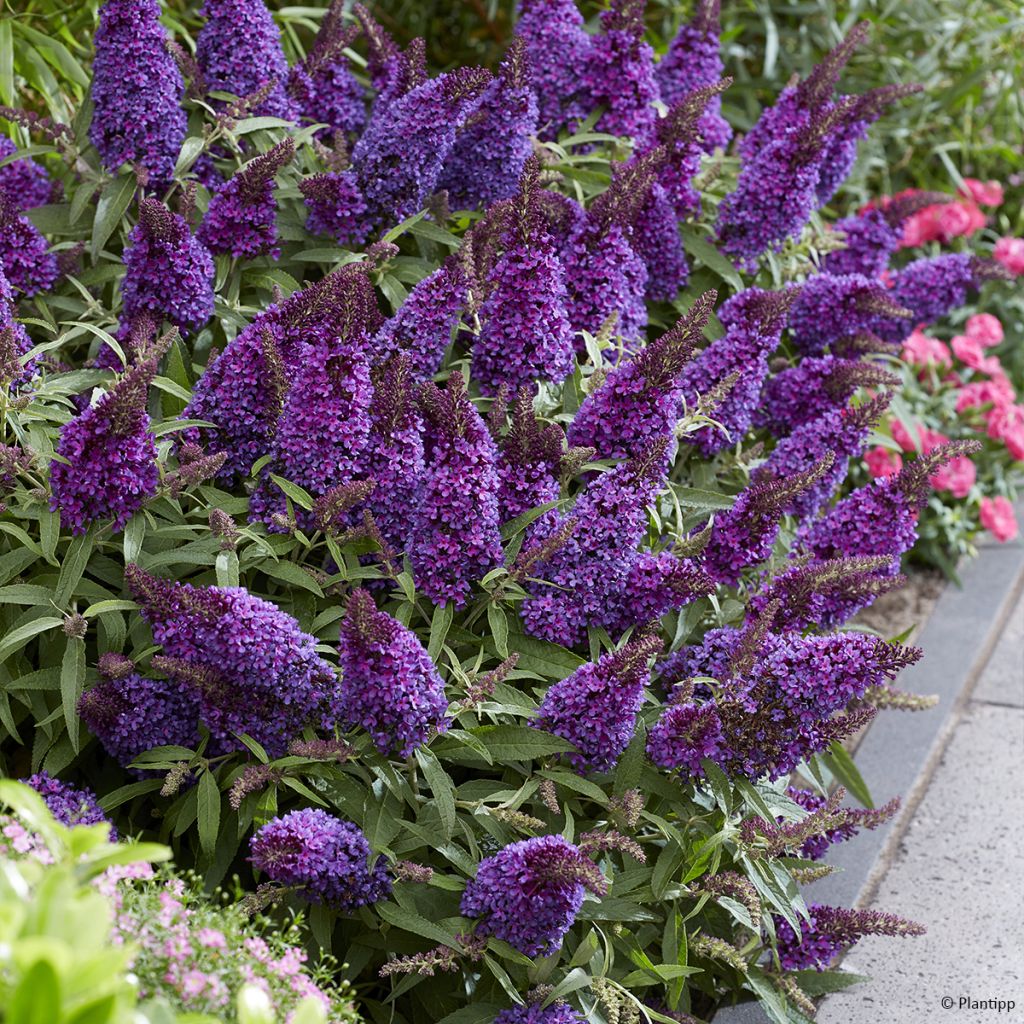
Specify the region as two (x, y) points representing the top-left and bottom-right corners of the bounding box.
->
(300, 170), (369, 246)
(0, 136), (54, 210)
(0, 262), (35, 387)
(0, 193), (58, 297)
(198, 139), (294, 259)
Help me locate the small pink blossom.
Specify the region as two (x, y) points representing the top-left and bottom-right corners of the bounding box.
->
(994, 237), (1024, 275)
(961, 178), (1004, 206)
(929, 455), (976, 498)
(198, 928), (227, 949)
(902, 328), (952, 368)
(965, 313), (1004, 347)
(865, 445), (903, 479)
(951, 334), (986, 370)
(181, 970), (209, 1000)
(979, 496), (1018, 542)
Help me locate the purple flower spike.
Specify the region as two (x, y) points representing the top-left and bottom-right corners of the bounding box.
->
(534, 633), (662, 773)
(90, 0), (187, 187)
(460, 835), (606, 956)
(656, 0), (732, 153)
(632, 183), (690, 302)
(249, 339), (373, 532)
(352, 66), (492, 224)
(122, 198), (215, 335)
(514, 0), (592, 140)
(337, 588), (449, 755)
(496, 1003), (585, 1024)
(50, 357), (160, 534)
(439, 37), (538, 210)
(125, 565), (342, 756)
(0, 194), (57, 297)
(647, 700), (724, 779)
(26, 772), (115, 835)
(0, 263), (36, 387)
(300, 171), (369, 246)
(408, 372), (503, 609)
(251, 808), (391, 910)
(568, 291), (715, 459)
(497, 387), (565, 523)
(0, 136), (54, 210)
(472, 158), (575, 394)
(197, 0), (298, 120)
(198, 139), (294, 259)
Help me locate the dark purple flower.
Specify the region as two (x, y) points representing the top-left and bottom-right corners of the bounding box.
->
(373, 256), (467, 381)
(647, 700), (724, 779)
(0, 194), (57, 296)
(0, 136), (54, 210)
(472, 159), (574, 394)
(603, 550), (714, 636)
(337, 589), (449, 755)
(50, 357), (159, 534)
(250, 808), (391, 910)
(197, 139), (293, 259)
(0, 263), (35, 387)
(656, 0), (731, 152)
(300, 171), (369, 246)
(122, 198), (215, 335)
(125, 565), (342, 756)
(197, 0), (298, 120)
(460, 835), (606, 956)
(351, 66), (492, 224)
(26, 772), (115, 835)
(534, 633), (661, 773)
(439, 37), (537, 210)
(89, 0), (186, 186)
(632, 183), (689, 302)
(496, 387), (564, 523)
(495, 1003), (585, 1024)
(249, 339), (373, 531)
(408, 372), (503, 609)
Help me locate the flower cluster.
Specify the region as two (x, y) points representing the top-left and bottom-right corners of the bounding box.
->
(26, 772), (115, 834)
(0, 136), (53, 210)
(0, 193), (58, 296)
(250, 808), (391, 910)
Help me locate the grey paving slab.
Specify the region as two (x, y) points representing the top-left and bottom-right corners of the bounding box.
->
(972, 593), (1024, 708)
(816, 702), (1024, 1024)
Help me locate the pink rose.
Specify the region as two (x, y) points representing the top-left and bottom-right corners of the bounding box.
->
(994, 237), (1024, 275)
(900, 206), (942, 248)
(965, 313), (1004, 347)
(890, 419), (946, 454)
(951, 334), (986, 370)
(890, 419), (916, 452)
(930, 455), (976, 498)
(957, 378), (1016, 413)
(865, 445), (903, 479)
(961, 178), (1004, 206)
(979, 496), (1018, 542)
(935, 201), (985, 241)
(902, 328), (952, 368)
(987, 404), (1024, 460)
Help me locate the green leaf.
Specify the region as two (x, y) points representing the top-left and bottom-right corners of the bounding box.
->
(467, 725), (574, 762)
(259, 559), (324, 596)
(9, 958), (60, 1024)
(682, 230), (744, 292)
(61, 637), (86, 751)
(0, 617), (63, 666)
(91, 173), (136, 258)
(123, 512), (146, 563)
(792, 969), (870, 995)
(415, 747), (456, 840)
(39, 509), (60, 565)
(823, 740), (874, 808)
(428, 601), (454, 661)
(487, 604), (509, 658)
(505, 629), (586, 679)
(55, 530), (94, 607)
(215, 549), (240, 588)
(197, 770), (220, 857)
(0, 584), (53, 606)
(377, 902), (461, 948)
(268, 474), (314, 510)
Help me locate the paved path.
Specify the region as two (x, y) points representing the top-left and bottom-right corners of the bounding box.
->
(817, 589), (1024, 1024)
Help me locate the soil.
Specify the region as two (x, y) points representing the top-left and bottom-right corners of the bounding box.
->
(851, 568), (947, 643)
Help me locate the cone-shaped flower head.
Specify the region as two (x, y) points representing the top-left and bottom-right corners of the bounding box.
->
(122, 198), (215, 335)
(337, 589), (449, 755)
(249, 337), (373, 531)
(632, 183), (690, 301)
(534, 633), (661, 773)
(125, 565), (342, 756)
(250, 808), (392, 910)
(0, 193), (57, 297)
(647, 699), (725, 778)
(603, 550), (714, 636)
(756, 355), (899, 435)
(773, 904), (924, 972)
(656, 0), (731, 152)
(26, 772), (114, 833)
(580, 0), (660, 144)
(788, 272), (911, 356)
(497, 387), (566, 522)
(472, 158), (574, 393)
(300, 170), (369, 246)
(50, 357), (160, 534)
(569, 291), (714, 459)
(460, 835), (607, 956)
(351, 66), (492, 224)
(0, 136), (54, 210)
(752, 392), (889, 521)
(182, 267), (381, 482)
(717, 98), (857, 270)
(197, 139), (294, 259)
(0, 262), (35, 387)
(678, 287), (794, 456)
(439, 37), (538, 210)
(521, 438), (669, 646)
(408, 372), (504, 609)
(373, 255), (468, 381)
(89, 0), (187, 186)
(514, 0), (592, 139)
(78, 654), (200, 768)
(287, 5), (366, 138)
(196, 0), (298, 119)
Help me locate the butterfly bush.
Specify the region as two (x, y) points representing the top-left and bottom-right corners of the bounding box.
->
(6, 6), (1004, 1022)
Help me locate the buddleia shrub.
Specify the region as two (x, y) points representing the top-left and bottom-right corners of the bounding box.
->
(1, 3), (1002, 1022)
